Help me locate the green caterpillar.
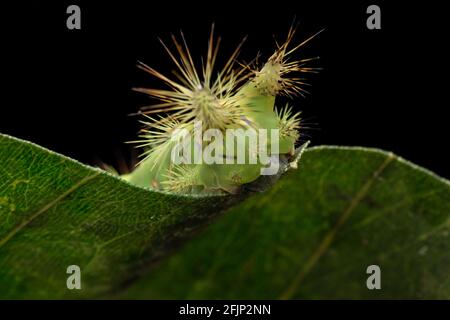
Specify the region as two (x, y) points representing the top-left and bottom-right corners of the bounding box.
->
(122, 26), (320, 194)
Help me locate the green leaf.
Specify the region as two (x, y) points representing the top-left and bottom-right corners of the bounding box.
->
(0, 133), (296, 299)
(121, 146), (450, 299)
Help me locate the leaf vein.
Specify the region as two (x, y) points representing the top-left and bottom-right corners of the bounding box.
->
(0, 172), (101, 248)
(279, 153), (396, 299)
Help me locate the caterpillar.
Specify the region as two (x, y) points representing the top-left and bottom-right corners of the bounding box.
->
(122, 25), (321, 194)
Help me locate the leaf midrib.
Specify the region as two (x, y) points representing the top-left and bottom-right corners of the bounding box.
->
(279, 152), (396, 299)
(0, 172), (101, 248)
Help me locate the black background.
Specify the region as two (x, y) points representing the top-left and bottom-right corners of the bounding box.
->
(1, 1), (448, 177)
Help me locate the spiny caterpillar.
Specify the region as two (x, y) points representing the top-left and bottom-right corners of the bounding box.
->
(122, 25), (321, 194)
